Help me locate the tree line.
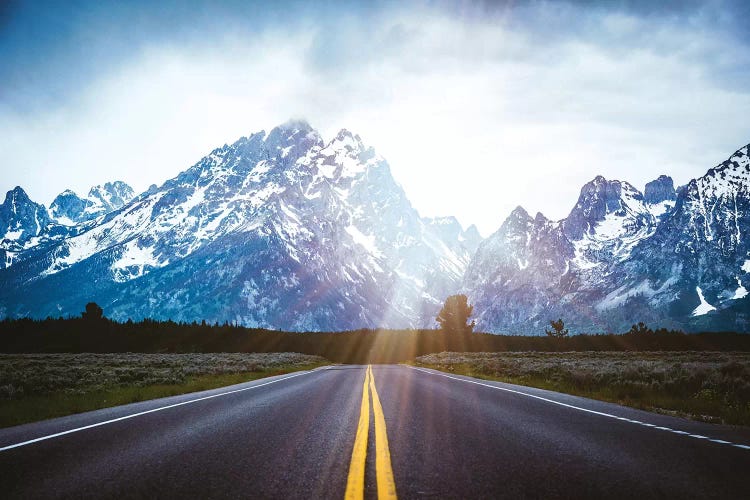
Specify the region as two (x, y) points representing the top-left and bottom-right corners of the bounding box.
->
(0, 298), (748, 364)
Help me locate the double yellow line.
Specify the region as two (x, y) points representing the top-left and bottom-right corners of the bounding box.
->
(345, 365), (397, 500)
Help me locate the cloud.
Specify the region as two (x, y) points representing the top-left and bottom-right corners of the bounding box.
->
(0, 0), (749, 235)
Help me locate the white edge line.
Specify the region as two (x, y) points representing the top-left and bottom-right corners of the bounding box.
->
(407, 366), (750, 451)
(1, 368), (320, 452)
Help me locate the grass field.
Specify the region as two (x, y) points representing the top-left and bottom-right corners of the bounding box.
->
(415, 351), (750, 426)
(0, 353), (328, 428)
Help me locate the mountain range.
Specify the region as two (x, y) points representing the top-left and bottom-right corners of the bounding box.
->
(1, 120), (748, 334)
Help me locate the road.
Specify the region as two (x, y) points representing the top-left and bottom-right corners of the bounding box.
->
(1, 364), (750, 499)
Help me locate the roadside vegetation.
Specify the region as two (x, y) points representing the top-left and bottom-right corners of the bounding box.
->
(0, 353), (327, 428)
(415, 351), (750, 426)
(4, 298), (749, 428)
(3, 317), (750, 364)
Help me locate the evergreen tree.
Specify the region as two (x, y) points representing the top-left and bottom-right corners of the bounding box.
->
(82, 302), (104, 321)
(436, 294), (476, 334)
(628, 322), (653, 335)
(545, 318), (569, 338)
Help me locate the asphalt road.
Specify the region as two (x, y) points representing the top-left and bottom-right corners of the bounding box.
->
(1, 364), (750, 499)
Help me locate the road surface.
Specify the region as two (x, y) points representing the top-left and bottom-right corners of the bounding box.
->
(1, 364), (749, 499)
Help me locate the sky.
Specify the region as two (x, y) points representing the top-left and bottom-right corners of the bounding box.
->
(1, 0), (749, 236)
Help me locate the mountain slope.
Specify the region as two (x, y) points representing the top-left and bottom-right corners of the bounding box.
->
(0, 181), (136, 271)
(620, 144), (750, 331)
(464, 144), (750, 334)
(2, 124), (748, 334)
(0, 121), (477, 329)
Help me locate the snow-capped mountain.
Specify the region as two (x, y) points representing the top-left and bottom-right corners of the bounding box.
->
(644, 174), (677, 217)
(464, 144), (750, 334)
(1, 122), (748, 334)
(0, 121), (478, 329)
(620, 145), (750, 331)
(0, 181), (135, 270)
(0, 187), (50, 245)
(0, 187), (51, 268)
(564, 176), (658, 268)
(50, 181), (135, 225)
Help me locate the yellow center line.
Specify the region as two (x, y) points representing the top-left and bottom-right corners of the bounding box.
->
(369, 365), (398, 500)
(345, 366), (370, 500)
(344, 365), (398, 500)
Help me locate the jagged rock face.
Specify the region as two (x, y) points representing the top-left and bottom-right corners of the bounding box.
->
(464, 144), (750, 334)
(623, 145), (750, 331)
(88, 181), (135, 212)
(565, 177), (646, 240)
(0, 121), (478, 330)
(644, 175), (676, 205)
(50, 181), (135, 224)
(50, 191), (87, 224)
(464, 207), (578, 333)
(564, 177), (657, 268)
(0, 187), (51, 269)
(0, 187), (50, 244)
(0, 181), (137, 271)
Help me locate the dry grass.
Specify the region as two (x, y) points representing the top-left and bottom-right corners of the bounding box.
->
(415, 351), (750, 426)
(0, 353), (328, 427)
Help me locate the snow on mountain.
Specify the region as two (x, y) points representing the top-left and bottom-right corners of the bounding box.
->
(0, 181), (138, 273)
(0, 187), (49, 242)
(2, 123), (748, 334)
(692, 286), (716, 316)
(618, 144), (750, 330)
(0, 121), (478, 330)
(463, 174), (668, 334)
(465, 144), (750, 334)
(48, 190), (86, 226)
(463, 206), (576, 334)
(644, 175), (677, 218)
(0, 187), (51, 268)
(50, 181), (135, 224)
(564, 176), (657, 269)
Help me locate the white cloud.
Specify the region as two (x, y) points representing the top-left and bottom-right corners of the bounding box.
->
(1, 5), (748, 236)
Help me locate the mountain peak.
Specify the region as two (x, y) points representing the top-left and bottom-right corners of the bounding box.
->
(0, 186), (49, 243)
(264, 121), (324, 162)
(715, 142), (749, 175)
(50, 181), (135, 224)
(574, 176), (642, 209)
(565, 175), (648, 241)
(644, 175), (676, 205)
(688, 141), (750, 202)
(509, 205), (531, 219)
(495, 206), (533, 238)
(465, 224), (481, 238)
(276, 118), (313, 132)
(729, 143), (749, 163)
(329, 129), (366, 152)
(87, 181), (135, 210)
(534, 212), (549, 223)
(335, 128), (360, 141)
(50, 190), (86, 223)
(266, 119), (316, 142)
(88, 181), (134, 200)
(7, 186), (30, 203)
